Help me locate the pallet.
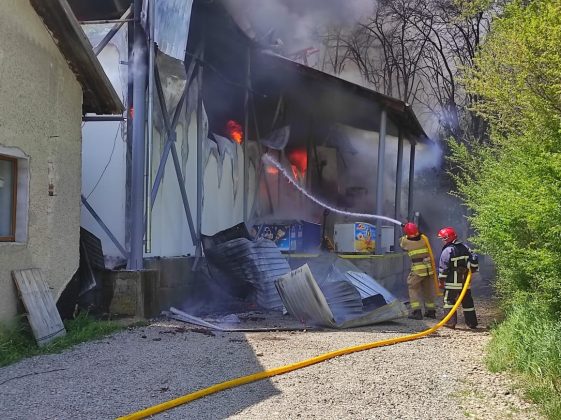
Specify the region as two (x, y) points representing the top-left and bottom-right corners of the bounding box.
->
(12, 268), (66, 346)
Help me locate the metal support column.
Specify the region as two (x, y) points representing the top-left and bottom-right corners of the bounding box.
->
(394, 129), (404, 248)
(195, 40), (205, 258)
(375, 108), (387, 255)
(408, 141), (416, 220)
(242, 47), (250, 222)
(128, 0), (148, 270)
(144, 0), (155, 253)
(124, 18), (134, 258)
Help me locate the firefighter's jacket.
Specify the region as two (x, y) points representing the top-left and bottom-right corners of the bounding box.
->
(400, 235), (433, 277)
(438, 240), (479, 290)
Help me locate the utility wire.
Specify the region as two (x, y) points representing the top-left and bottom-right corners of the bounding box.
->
(84, 122), (122, 202)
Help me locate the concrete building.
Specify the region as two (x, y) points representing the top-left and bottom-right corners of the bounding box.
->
(0, 0), (122, 322)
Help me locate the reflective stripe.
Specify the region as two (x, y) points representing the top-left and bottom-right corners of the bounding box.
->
(463, 307), (475, 312)
(443, 304), (454, 309)
(412, 266), (433, 273)
(445, 283), (463, 290)
(411, 262), (431, 268)
(438, 273), (447, 279)
(451, 256), (468, 262)
(408, 248), (430, 256)
(410, 301), (421, 309)
(425, 302), (436, 309)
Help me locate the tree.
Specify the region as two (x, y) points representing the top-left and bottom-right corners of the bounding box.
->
(448, 3), (561, 414)
(316, 0), (500, 142)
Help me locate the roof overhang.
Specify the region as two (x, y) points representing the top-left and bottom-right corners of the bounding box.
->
(30, 0), (124, 115)
(253, 52), (431, 144)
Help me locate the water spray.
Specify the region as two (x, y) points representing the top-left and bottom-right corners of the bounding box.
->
(262, 154), (404, 226)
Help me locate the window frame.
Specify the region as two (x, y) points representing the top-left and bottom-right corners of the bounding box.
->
(0, 154), (18, 242)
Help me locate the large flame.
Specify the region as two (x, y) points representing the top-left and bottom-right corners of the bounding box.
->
(287, 148), (307, 181)
(226, 120), (243, 144)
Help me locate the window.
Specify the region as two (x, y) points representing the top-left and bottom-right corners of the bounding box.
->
(0, 154), (17, 241)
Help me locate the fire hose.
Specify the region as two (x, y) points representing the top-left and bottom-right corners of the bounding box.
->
(421, 234), (443, 297)
(117, 272), (471, 420)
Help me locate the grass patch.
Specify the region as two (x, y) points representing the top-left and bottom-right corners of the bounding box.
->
(486, 301), (561, 419)
(0, 313), (122, 367)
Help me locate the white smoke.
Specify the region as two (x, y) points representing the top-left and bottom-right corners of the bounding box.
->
(222, 0), (375, 53)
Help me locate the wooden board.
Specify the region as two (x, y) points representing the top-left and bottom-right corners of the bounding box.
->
(12, 269), (66, 346)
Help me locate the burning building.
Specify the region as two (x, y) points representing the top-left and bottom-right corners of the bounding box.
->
(74, 0), (430, 316)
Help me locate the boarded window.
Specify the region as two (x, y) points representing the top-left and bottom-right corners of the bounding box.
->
(0, 155), (17, 241)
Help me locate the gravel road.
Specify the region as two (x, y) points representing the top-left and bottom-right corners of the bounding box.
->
(0, 298), (542, 420)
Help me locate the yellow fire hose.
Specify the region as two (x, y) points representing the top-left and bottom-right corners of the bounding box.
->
(118, 272), (471, 420)
(421, 234), (443, 297)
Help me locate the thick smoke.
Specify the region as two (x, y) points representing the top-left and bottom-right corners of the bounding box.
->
(222, 0), (375, 55)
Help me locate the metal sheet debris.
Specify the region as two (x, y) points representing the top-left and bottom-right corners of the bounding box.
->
(275, 264), (407, 328)
(168, 307), (312, 332)
(205, 238), (289, 310)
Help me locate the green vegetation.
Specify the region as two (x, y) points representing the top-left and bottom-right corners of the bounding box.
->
(449, 0), (561, 417)
(0, 313), (122, 367)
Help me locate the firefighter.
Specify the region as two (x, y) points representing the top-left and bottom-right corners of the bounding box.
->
(437, 227), (479, 329)
(399, 222), (436, 320)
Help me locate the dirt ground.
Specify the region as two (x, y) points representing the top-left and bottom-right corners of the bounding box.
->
(0, 297), (542, 420)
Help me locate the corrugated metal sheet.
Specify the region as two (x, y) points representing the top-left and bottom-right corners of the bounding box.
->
(345, 271), (396, 304)
(205, 238), (289, 310)
(276, 264), (407, 328)
(153, 0), (193, 61)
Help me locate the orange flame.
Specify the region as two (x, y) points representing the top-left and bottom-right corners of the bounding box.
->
(287, 148), (307, 181)
(291, 164), (299, 180)
(266, 166), (279, 175)
(226, 120), (243, 144)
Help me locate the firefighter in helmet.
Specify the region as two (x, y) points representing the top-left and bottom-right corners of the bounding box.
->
(399, 222), (436, 320)
(437, 227), (479, 329)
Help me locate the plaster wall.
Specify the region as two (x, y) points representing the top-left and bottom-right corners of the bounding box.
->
(0, 0), (83, 322)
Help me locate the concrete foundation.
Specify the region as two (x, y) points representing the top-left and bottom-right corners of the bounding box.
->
(101, 270), (160, 318)
(97, 253), (410, 319)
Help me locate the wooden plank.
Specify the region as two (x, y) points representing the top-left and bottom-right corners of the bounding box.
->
(12, 269), (66, 347)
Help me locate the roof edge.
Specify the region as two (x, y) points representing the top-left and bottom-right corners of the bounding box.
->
(30, 0), (124, 115)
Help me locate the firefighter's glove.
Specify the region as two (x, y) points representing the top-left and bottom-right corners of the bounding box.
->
(438, 279), (445, 290)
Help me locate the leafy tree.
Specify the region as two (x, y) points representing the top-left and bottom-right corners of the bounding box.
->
(450, 2), (561, 414)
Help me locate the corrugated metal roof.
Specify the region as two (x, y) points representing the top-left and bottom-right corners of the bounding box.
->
(254, 51), (431, 144)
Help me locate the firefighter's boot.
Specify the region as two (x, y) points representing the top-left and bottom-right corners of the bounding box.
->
(408, 309), (423, 320)
(424, 309), (436, 319)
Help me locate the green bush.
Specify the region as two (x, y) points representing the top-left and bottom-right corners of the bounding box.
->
(450, 0), (561, 417)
